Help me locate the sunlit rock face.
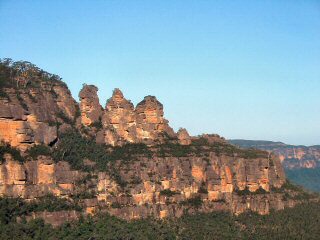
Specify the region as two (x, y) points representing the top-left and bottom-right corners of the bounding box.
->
(0, 151), (287, 220)
(0, 154), (84, 199)
(0, 81), (77, 151)
(177, 128), (191, 145)
(79, 84), (103, 127)
(0, 78), (180, 148)
(91, 88), (177, 146)
(135, 96), (176, 143)
(102, 88), (137, 145)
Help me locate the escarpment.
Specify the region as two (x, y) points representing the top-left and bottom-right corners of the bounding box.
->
(1, 142), (289, 221)
(0, 63), (78, 151)
(0, 59), (313, 225)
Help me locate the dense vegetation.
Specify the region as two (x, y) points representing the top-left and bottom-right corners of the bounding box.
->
(153, 137), (269, 159)
(0, 201), (319, 239)
(285, 168), (320, 193)
(52, 130), (152, 171)
(0, 195), (81, 225)
(0, 58), (65, 94)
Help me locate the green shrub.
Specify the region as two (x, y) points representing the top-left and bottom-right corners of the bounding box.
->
(0, 195), (81, 224)
(160, 189), (180, 197)
(0, 143), (24, 163)
(71, 191), (96, 200)
(181, 195), (203, 208)
(235, 187), (252, 196)
(255, 187), (267, 194)
(27, 144), (51, 160)
(235, 187), (267, 195)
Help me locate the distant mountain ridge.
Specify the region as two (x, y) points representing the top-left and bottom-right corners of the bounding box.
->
(229, 139), (320, 149)
(229, 139), (320, 169)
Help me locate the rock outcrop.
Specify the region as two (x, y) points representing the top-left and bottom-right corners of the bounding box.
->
(0, 81), (78, 151)
(93, 89), (177, 146)
(135, 96), (175, 143)
(101, 88), (136, 145)
(177, 128), (191, 145)
(79, 84), (103, 126)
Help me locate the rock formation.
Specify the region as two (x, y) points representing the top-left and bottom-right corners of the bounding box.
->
(0, 79), (78, 151)
(135, 96), (175, 142)
(177, 128), (191, 145)
(101, 88), (136, 145)
(0, 60), (306, 225)
(79, 84), (103, 126)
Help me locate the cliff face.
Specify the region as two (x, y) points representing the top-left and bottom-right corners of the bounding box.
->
(0, 60), (299, 224)
(0, 154), (83, 199)
(0, 149), (286, 220)
(0, 81), (78, 151)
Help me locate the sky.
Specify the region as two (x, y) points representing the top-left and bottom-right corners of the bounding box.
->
(0, 0), (319, 145)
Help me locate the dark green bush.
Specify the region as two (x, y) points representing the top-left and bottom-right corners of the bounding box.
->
(27, 144), (51, 160)
(0, 195), (81, 225)
(160, 189), (180, 197)
(235, 186), (267, 195)
(0, 144), (24, 163)
(181, 195), (203, 208)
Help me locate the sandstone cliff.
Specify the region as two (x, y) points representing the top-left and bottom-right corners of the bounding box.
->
(0, 59), (307, 225)
(0, 143), (288, 220)
(0, 82), (78, 151)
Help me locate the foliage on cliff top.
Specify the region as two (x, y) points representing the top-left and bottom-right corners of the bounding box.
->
(26, 145), (52, 160)
(52, 130), (151, 171)
(0, 58), (66, 91)
(153, 138), (269, 159)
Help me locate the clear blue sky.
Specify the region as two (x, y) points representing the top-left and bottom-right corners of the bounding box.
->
(1, 0), (319, 145)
